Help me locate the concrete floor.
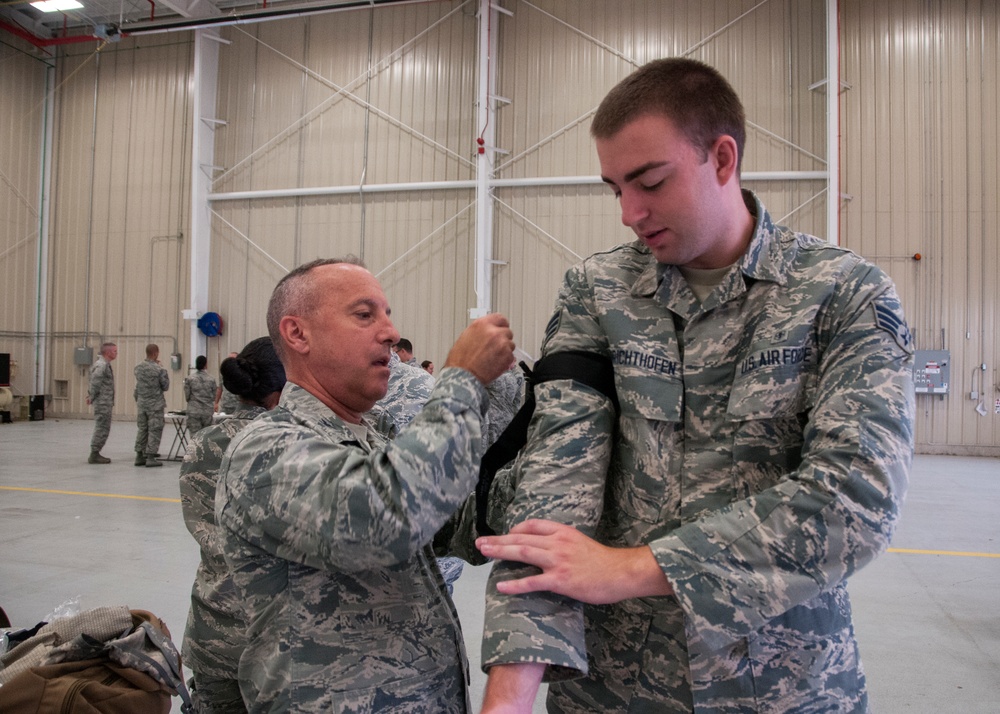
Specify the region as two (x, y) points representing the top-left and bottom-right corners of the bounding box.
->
(1, 417), (998, 713)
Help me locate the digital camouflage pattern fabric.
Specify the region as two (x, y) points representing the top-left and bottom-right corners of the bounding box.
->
(134, 359), (169, 457)
(219, 386), (241, 415)
(365, 351), (465, 592)
(365, 352), (436, 439)
(215, 368), (489, 713)
(482, 365), (525, 451)
(483, 191), (915, 713)
(88, 355), (115, 451)
(180, 406), (265, 714)
(184, 370), (218, 436)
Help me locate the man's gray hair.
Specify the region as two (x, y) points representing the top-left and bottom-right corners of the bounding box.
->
(266, 256), (365, 360)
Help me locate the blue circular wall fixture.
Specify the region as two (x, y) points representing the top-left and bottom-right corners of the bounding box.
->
(197, 312), (224, 337)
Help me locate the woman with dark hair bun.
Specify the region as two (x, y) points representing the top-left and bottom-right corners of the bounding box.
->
(179, 337), (285, 713)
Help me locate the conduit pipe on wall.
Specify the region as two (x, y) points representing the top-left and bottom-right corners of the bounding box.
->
(207, 172), (829, 202)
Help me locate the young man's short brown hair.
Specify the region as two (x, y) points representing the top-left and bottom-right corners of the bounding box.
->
(591, 57), (746, 174)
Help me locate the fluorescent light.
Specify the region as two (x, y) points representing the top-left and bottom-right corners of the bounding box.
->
(31, 0), (84, 11)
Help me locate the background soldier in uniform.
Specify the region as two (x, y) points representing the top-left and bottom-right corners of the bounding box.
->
(393, 337), (417, 365)
(215, 257), (515, 713)
(365, 350), (436, 440)
(482, 361), (524, 452)
(133, 343), (169, 468)
(86, 342), (117, 464)
(476, 58), (914, 713)
(181, 337), (286, 714)
(184, 355), (218, 436)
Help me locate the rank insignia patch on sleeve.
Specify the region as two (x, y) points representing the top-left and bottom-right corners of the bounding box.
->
(873, 302), (913, 352)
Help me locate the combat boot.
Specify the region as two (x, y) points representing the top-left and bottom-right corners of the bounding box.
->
(145, 455), (163, 468)
(134, 451), (146, 466)
(88, 451), (111, 464)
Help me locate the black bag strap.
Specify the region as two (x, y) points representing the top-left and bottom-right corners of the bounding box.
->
(475, 350), (619, 537)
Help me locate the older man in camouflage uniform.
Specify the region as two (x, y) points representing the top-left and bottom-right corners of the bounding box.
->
(215, 257), (515, 713)
(184, 355), (218, 436)
(476, 58), (914, 714)
(86, 342), (117, 464)
(133, 343), (169, 468)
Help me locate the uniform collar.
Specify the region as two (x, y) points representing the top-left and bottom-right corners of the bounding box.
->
(278, 382), (382, 448)
(630, 189), (788, 315)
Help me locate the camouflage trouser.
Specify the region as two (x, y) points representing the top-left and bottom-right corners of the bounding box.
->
(187, 411), (213, 437)
(135, 407), (164, 456)
(90, 405), (112, 451)
(188, 673), (247, 714)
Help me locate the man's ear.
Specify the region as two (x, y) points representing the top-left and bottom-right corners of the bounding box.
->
(279, 315), (310, 356)
(711, 135), (739, 186)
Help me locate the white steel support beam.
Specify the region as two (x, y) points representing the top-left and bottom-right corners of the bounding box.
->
(826, 0), (840, 245)
(187, 29), (220, 361)
(33, 58), (56, 396)
(472, 0), (499, 319)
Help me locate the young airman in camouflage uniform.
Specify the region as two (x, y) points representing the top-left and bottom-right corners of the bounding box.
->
(133, 343), (169, 468)
(477, 59), (914, 714)
(184, 355), (218, 436)
(86, 342), (117, 464)
(215, 258), (515, 713)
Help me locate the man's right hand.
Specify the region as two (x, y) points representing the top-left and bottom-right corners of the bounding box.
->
(444, 314), (516, 385)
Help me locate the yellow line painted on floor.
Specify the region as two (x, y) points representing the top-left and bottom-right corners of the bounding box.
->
(1, 486), (999, 557)
(887, 547), (1000, 559)
(0, 485), (180, 504)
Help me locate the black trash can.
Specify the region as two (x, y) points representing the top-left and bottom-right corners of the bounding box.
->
(29, 395), (45, 421)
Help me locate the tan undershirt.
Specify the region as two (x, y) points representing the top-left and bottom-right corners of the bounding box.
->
(678, 264), (735, 303)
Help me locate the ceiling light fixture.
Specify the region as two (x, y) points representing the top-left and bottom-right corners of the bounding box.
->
(30, 0), (84, 11)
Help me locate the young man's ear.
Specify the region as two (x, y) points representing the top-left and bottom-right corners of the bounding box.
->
(712, 135), (740, 185)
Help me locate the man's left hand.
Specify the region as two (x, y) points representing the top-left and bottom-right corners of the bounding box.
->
(476, 519), (673, 604)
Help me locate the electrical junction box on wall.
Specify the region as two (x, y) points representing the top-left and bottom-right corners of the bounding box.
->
(913, 350), (950, 394)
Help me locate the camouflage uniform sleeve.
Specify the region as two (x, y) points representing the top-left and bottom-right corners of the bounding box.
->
(88, 362), (104, 402)
(652, 263), (914, 654)
(219, 368), (489, 571)
(159, 366), (170, 393)
(482, 262), (616, 680)
(179, 426), (230, 554)
(183, 376), (193, 402)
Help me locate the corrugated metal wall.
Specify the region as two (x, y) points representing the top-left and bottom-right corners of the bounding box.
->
(0, 38), (50, 403)
(9, 0), (999, 454)
(210, 1), (480, 368)
(842, 0), (1000, 453)
(493, 0), (830, 364)
(45, 34), (193, 417)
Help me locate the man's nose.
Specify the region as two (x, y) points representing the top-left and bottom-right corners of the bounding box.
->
(382, 316), (400, 345)
(619, 189), (649, 228)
